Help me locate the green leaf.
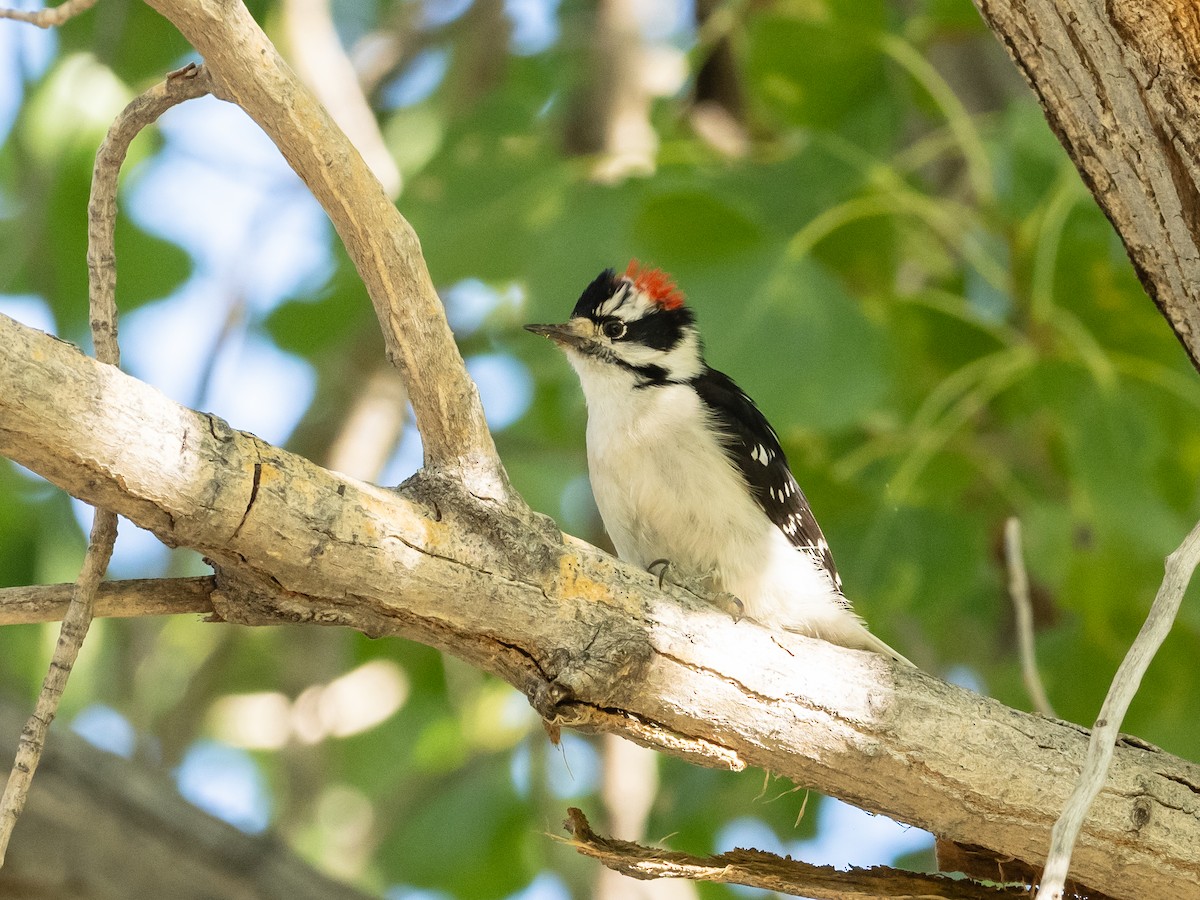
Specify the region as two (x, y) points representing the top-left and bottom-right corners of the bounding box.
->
(632, 191), (763, 265)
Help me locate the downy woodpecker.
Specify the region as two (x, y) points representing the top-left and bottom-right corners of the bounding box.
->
(526, 262), (911, 666)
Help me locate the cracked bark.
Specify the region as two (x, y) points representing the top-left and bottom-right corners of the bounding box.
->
(973, 0), (1200, 370)
(1, 311), (1197, 900)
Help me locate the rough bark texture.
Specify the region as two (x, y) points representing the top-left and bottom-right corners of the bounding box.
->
(2, 313), (1197, 900)
(0, 705), (373, 900)
(973, 0), (1200, 369)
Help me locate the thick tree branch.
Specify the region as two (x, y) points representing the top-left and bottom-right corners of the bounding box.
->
(1, 313), (1196, 900)
(974, 0), (1200, 369)
(138, 0), (504, 495)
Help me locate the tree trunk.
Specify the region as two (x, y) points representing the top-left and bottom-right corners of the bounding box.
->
(974, 0), (1200, 369)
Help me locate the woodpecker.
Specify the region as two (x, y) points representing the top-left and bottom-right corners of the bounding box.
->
(526, 262), (911, 666)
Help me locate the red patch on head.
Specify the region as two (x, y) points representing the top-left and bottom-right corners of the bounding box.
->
(625, 260), (685, 310)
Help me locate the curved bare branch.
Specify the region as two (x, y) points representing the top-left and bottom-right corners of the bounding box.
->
(140, 0), (506, 496)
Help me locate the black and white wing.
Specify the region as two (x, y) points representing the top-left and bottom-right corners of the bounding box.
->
(691, 366), (844, 595)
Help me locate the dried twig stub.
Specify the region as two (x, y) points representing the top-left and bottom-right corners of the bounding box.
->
(1005, 517), (1055, 718)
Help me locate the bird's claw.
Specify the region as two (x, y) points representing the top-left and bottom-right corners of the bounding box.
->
(647, 559), (744, 623)
(646, 558), (672, 590)
(714, 591), (745, 624)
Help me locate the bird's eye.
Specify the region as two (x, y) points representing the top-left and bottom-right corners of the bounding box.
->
(602, 320), (627, 340)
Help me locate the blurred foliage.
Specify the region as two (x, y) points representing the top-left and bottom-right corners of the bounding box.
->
(3, 0), (1200, 898)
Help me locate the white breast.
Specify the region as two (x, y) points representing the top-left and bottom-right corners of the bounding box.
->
(567, 352), (855, 640)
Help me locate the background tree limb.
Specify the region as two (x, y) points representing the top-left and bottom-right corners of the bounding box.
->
(0, 704), (374, 900)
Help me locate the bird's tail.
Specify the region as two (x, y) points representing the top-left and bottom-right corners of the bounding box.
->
(787, 615), (916, 667)
(852, 628), (916, 668)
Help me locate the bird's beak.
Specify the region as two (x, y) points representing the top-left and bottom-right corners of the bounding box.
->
(523, 319), (592, 351)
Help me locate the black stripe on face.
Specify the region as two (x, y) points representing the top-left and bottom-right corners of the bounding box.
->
(623, 306), (694, 351)
(628, 362), (668, 388)
(571, 269), (620, 319)
(576, 341), (668, 387)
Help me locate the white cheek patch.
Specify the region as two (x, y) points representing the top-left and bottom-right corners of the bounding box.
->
(608, 327), (702, 381)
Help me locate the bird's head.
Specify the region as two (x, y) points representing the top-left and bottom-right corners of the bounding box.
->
(524, 261), (703, 387)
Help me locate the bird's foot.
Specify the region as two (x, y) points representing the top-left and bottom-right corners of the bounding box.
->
(646, 558), (744, 623)
(713, 591), (745, 624)
(646, 558), (672, 589)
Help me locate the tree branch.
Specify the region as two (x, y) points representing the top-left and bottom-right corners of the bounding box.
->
(280, 0), (401, 198)
(138, 0), (505, 495)
(0, 577), (216, 626)
(0, 63), (214, 866)
(0, 513), (116, 866)
(0, 312), (1196, 900)
(1004, 517), (1055, 718)
(973, 0), (1200, 370)
(0, 0), (97, 28)
(561, 807), (1029, 899)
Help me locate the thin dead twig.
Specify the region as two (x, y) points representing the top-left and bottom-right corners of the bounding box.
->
(0, 63), (214, 868)
(1037, 518), (1200, 899)
(1005, 517), (1055, 718)
(0, 514), (117, 865)
(561, 807), (1029, 899)
(0, 0), (97, 27)
(0, 577), (216, 626)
